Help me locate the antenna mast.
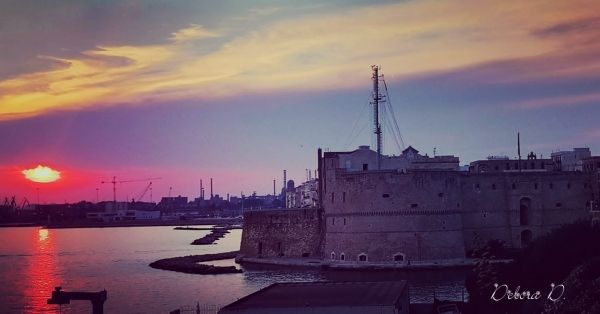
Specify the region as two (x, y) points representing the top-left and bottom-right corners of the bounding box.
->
(372, 65), (383, 170)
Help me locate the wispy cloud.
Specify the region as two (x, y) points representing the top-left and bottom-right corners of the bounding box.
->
(169, 24), (220, 43)
(1, 0), (599, 120)
(504, 92), (600, 110)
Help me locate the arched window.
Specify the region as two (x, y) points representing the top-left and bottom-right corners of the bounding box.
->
(358, 253), (367, 262)
(331, 252), (336, 260)
(520, 197), (531, 226)
(340, 253), (345, 261)
(393, 253), (406, 262)
(521, 230), (533, 247)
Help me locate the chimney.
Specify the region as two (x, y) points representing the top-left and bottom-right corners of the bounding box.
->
(200, 179), (203, 200)
(273, 180), (276, 195)
(210, 178), (214, 198)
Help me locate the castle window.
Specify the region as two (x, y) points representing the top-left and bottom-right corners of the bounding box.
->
(531, 162), (535, 169)
(393, 253), (405, 262)
(523, 163), (527, 169)
(556, 203), (562, 207)
(331, 192), (334, 203)
(586, 201), (591, 208)
(492, 184), (496, 190)
(567, 183), (571, 189)
(550, 183), (554, 189)
(363, 164), (368, 170)
(495, 166), (499, 171)
(483, 213), (487, 218)
(438, 193), (444, 197)
(382, 194), (390, 198)
(331, 252), (336, 260)
(520, 198), (531, 226)
(332, 218), (334, 225)
(534, 183), (538, 190)
(358, 253), (367, 262)
(340, 253), (345, 261)
(475, 184), (480, 190)
(343, 192), (346, 202)
(411, 204), (419, 208)
(512, 183), (516, 190)
(302, 252), (309, 258)
(344, 218), (346, 225)
(278, 242), (282, 251)
(515, 162), (518, 169)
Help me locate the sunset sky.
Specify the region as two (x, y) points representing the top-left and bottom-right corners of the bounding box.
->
(1, 0), (599, 204)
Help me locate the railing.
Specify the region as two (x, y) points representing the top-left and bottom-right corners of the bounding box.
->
(175, 303), (221, 314)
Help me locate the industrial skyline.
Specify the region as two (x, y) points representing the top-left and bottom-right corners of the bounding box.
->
(1, 0), (599, 203)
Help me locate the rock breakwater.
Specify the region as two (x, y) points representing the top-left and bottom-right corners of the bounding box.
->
(190, 229), (229, 245)
(149, 251), (242, 275)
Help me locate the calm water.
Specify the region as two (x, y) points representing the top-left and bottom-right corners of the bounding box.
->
(0, 226), (470, 313)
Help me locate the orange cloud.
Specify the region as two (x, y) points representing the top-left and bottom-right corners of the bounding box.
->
(22, 165), (61, 183)
(0, 0), (598, 120)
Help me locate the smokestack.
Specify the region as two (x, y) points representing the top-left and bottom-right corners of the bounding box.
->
(518, 133), (521, 172)
(210, 178), (214, 198)
(273, 180), (276, 195)
(306, 169), (308, 182)
(200, 179), (203, 200)
(227, 193), (229, 202)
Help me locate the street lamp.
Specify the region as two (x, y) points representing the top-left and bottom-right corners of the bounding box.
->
(96, 188), (99, 203)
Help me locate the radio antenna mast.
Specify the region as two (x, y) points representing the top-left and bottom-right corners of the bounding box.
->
(372, 65), (383, 170)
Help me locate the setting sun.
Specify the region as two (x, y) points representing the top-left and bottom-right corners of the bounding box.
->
(22, 165), (61, 183)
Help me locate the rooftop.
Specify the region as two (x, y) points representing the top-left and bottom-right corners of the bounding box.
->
(220, 281), (407, 310)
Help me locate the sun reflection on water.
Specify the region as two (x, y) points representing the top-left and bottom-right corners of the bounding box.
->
(38, 229), (49, 242)
(22, 228), (64, 313)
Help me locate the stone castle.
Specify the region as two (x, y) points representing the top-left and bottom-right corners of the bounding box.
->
(239, 145), (599, 265)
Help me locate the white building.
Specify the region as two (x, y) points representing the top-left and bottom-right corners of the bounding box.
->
(286, 179), (318, 208)
(86, 202), (160, 222)
(551, 148), (592, 171)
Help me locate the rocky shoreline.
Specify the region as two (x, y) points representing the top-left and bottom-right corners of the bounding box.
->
(149, 251), (242, 275)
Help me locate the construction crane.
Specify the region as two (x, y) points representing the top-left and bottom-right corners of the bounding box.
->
(134, 182), (153, 202)
(101, 177), (161, 202)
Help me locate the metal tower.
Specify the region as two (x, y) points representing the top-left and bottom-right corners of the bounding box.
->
(372, 65), (383, 170)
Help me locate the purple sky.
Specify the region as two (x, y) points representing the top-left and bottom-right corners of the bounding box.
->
(1, 0), (599, 204)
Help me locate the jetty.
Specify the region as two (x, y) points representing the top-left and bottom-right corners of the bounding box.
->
(149, 251), (242, 275)
(190, 229), (229, 245)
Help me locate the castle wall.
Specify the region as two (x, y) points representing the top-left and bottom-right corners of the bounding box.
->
(323, 151), (596, 262)
(239, 208), (322, 259)
(324, 170), (466, 262)
(240, 151), (597, 265)
(460, 172), (594, 250)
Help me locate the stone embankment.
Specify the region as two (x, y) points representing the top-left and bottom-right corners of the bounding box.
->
(149, 251), (242, 275)
(190, 229), (229, 245)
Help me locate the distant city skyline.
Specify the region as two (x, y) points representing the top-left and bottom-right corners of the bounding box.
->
(1, 0), (599, 204)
